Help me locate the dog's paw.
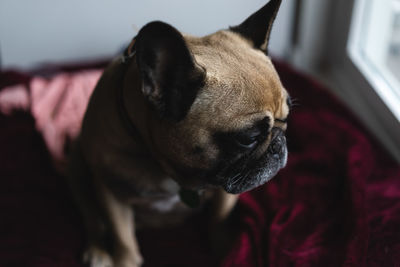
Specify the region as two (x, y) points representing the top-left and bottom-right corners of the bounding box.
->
(83, 246), (113, 267)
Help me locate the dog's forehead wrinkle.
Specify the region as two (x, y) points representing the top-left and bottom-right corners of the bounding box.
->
(188, 42), (281, 109)
(188, 31), (270, 75)
(187, 76), (280, 132)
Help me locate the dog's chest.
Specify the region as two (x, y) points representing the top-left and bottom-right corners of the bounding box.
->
(125, 178), (199, 228)
(100, 152), (203, 227)
(135, 178), (182, 212)
(148, 194), (180, 212)
(132, 194), (197, 228)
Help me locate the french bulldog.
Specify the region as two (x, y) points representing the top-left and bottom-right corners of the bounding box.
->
(67, 0), (291, 266)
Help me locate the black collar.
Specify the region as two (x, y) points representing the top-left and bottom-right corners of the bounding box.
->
(116, 38), (142, 139)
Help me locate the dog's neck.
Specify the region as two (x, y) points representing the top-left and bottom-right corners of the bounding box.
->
(117, 38), (141, 138)
(117, 38), (161, 154)
(117, 65), (140, 139)
(117, 40), (203, 208)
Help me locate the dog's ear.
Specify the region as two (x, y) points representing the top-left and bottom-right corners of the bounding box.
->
(135, 21), (205, 122)
(230, 0), (282, 53)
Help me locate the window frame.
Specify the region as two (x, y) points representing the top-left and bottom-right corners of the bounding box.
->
(348, 0), (400, 122)
(290, 0), (400, 162)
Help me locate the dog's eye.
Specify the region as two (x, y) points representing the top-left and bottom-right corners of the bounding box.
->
(215, 118), (269, 153)
(275, 118), (288, 123)
(234, 131), (260, 149)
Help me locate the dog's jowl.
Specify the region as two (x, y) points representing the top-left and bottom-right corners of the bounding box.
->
(67, 0), (290, 266)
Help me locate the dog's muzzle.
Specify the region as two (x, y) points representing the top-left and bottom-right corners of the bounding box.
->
(222, 127), (287, 194)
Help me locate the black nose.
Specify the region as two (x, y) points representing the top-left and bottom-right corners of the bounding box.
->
(268, 127), (285, 155)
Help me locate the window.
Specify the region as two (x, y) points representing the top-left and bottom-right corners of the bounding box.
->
(349, 0), (400, 120)
(290, 0), (400, 162)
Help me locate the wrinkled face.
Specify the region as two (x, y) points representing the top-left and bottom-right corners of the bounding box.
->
(134, 0), (288, 194)
(151, 32), (290, 194)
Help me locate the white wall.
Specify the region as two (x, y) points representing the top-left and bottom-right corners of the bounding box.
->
(0, 0), (295, 70)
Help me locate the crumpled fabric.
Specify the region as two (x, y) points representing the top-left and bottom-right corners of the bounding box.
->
(0, 60), (399, 267)
(0, 69), (102, 165)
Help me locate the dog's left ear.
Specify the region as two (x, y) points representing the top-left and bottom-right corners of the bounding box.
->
(230, 0), (282, 53)
(135, 21), (205, 122)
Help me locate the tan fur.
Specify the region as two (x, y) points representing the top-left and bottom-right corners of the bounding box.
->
(69, 16), (289, 267)
(141, 31), (289, 175)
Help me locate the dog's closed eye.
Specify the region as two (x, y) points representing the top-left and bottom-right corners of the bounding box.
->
(215, 117), (270, 153)
(234, 130), (261, 149)
(275, 118), (288, 123)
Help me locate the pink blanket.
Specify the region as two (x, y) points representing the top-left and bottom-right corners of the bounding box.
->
(0, 69), (102, 166)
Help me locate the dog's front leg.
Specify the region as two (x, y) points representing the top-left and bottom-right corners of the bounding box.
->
(94, 181), (143, 267)
(208, 188), (239, 257)
(209, 188), (238, 224)
(68, 141), (142, 267)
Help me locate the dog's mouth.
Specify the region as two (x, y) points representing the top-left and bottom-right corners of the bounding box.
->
(161, 128), (287, 194)
(216, 128), (288, 194)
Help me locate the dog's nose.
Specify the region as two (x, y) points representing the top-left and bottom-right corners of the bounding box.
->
(268, 127), (285, 155)
(269, 139), (281, 155)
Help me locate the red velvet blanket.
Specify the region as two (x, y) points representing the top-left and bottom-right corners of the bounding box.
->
(1, 61), (399, 267)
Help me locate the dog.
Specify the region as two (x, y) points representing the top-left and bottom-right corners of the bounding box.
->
(67, 0), (290, 266)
